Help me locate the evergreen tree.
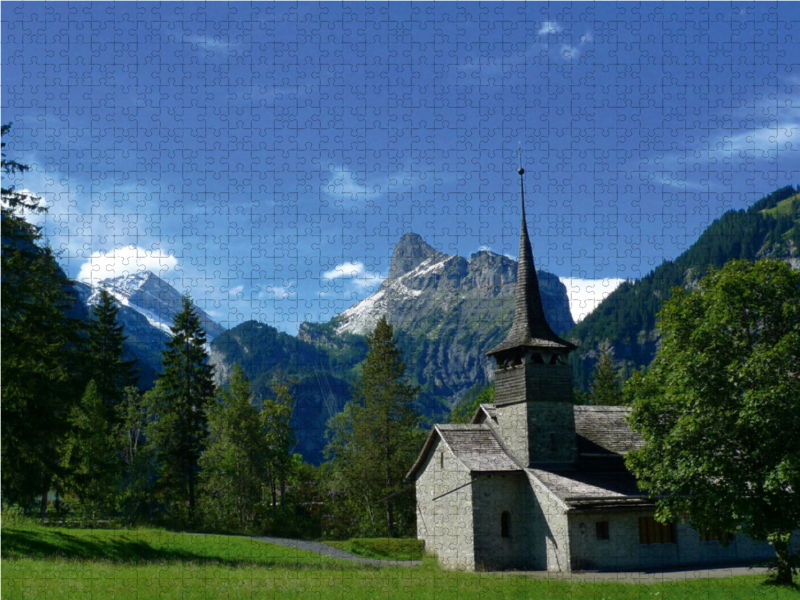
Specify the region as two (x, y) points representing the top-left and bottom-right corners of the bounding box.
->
(199, 365), (269, 532)
(59, 380), (119, 521)
(261, 375), (296, 510)
(1, 124), (85, 510)
(115, 386), (154, 524)
(589, 344), (625, 405)
(325, 316), (423, 537)
(89, 288), (139, 419)
(146, 294), (215, 523)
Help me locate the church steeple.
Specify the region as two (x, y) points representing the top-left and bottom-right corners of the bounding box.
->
(488, 153), (576, 359)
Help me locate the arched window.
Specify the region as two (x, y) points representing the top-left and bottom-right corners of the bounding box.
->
(501, 511), (511, 538)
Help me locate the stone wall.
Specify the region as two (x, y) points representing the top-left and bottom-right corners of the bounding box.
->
(567, 511), (782, 571)
(471, 473), (530, 570)
(495, 402), (577, 466)
(415, 437), (475, 570)
(526, 471), (572, 571)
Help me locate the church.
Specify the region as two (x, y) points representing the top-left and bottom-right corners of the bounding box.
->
(407, 165), (779, 572)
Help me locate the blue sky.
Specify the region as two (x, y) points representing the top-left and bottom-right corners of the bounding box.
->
(3, 2), (798, 332)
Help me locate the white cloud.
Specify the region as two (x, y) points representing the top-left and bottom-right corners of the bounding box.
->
(77, 245), (178, 285)
(323, 261), (366, 280)
(322, 261), (384, 290)
(228, 285), (244, 297)
(561, 277), (626, 323)
(538, 21), (561, 36)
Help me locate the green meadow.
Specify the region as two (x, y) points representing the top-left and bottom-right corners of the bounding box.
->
(2, 524), (795, 600)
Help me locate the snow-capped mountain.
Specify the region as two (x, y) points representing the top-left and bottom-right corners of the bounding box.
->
(73, 271), (226, 387)
(88, 271), (226, 341)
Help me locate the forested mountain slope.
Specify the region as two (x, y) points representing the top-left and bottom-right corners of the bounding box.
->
(568, 185), (800, 390)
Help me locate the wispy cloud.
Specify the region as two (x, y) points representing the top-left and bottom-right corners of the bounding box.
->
(261, 284), (296, 300)
(538, 21), (562, 36)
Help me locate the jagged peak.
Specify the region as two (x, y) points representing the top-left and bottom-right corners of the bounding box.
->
(388, 232), (448, 280)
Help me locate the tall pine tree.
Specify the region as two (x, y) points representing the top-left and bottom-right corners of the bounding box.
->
(146, 294), (215, 523)
(590, 344), (625, 405)
(1, 124), (85, 510)
(325, 316), (423, 537)
(89, 288), (139, 420)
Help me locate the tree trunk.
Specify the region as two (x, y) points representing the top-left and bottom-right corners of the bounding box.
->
(188, 467), (196, 517)
(39, 491), (48, 522)
(773, 533), (794, 585)
(280, 472), (285, 509)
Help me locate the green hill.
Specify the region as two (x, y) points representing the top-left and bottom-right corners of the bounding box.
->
(568, 185), (800, 391)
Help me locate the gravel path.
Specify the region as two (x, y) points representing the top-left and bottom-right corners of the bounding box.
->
(253, 536), (423, 567)
(191, 533), (422, 567)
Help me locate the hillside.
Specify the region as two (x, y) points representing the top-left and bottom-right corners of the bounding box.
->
(568, 185), (800, 390)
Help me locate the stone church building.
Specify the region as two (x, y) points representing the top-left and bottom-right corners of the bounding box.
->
(407, 167), (779, 572)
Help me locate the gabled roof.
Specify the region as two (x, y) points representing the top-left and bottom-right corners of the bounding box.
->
(574, 406), (644, 455)
(470, 403), (496, 425)
(407, 424), (520, 479)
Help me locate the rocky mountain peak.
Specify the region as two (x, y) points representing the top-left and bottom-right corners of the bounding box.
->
(388, 233), (448, 280)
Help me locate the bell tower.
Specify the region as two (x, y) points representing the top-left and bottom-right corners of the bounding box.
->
(487, 150), (577, 468)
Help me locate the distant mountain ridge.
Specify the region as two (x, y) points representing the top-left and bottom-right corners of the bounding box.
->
(211, 233), (575, 462)
(568, 185), (800, 391)
(327, 233), (574, 402)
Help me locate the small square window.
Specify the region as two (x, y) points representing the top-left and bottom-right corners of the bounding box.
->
(595, 521), (610, 540)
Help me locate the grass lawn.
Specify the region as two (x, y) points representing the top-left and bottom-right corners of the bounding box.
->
(324, 538), (424, 561)
(2, 524), (796, 600)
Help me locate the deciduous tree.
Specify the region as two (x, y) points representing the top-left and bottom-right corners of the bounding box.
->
(625, 259), (800, 584)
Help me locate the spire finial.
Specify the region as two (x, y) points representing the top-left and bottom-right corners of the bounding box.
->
(516, 142), (525, 174)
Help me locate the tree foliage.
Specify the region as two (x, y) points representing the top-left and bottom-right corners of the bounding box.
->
(115, 386), (154, 524)
(625, 259), (800, 584)
(199, 365), (268, 532)
(58, 380), (119, 521)
(146, 294), (216, 524)
(325, 316), (423, 538)
(1, 123), (86, 509)
(88, 289), (139, 419)
(449, 383), (494, 424)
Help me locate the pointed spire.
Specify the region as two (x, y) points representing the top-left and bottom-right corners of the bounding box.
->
(488, 149), (576, 357)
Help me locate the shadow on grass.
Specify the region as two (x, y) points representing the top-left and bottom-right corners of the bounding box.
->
(2, 529), (359, 570)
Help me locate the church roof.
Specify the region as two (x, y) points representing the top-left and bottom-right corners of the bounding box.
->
(407, 424), (520, 479)
(470, 404), (645, 457)
(527, 468), (653, 511)
(574, 406), (645, 455)
(487, 167), (576, 357)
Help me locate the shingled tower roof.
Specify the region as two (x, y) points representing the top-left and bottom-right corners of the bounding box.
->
(487, 160), (576, 357)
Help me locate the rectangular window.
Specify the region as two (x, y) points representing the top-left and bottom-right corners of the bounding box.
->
(638, 516), (677, 544)
(595, 521), (610, 540)
(699, 530), (735, 542)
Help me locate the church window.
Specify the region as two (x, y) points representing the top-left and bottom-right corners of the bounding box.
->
(440, 452), (444, 469)
(699, 530), (735, 542)
(501, 511), (511, 538)
(595, 521), (610, 540)
(638, 516), (677, 544)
